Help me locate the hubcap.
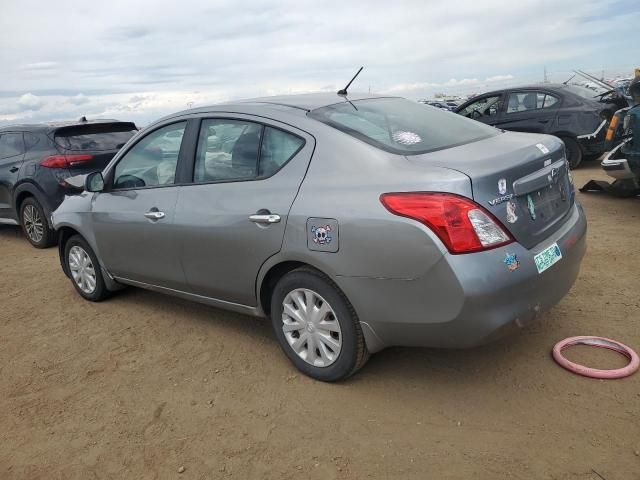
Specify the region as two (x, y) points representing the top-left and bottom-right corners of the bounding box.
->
(23, 204), (44, 243)
(68, 246), (97, 294)
(281, 288), (342, 368)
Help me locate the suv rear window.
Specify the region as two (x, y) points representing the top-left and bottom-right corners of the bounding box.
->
(309, 97), (498, 155)
(55, 123), (137, 151)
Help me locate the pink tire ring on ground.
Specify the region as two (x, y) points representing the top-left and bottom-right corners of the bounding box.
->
(553, 336), (640, 379)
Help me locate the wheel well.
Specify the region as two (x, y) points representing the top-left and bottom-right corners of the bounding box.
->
(57, 227), (82, 276)
(14, 191), (34, 217)
(259, 261), (310, 315)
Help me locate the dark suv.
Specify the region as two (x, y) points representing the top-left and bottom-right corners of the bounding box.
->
(0, 119), (137, 247)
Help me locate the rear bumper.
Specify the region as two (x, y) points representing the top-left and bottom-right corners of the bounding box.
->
(339, 202), (587, 352)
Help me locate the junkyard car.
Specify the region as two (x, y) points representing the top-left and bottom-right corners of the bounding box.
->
(53, 93), (587, 381)
(455, 84), (619, 168)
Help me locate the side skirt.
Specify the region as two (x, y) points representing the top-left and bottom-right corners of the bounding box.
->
(112, 276), (262, 317)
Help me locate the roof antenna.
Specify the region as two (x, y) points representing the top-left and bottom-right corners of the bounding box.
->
(338, 66), (364, 96)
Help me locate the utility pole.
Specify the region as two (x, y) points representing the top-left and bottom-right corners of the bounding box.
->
(543, 66), (549, 83)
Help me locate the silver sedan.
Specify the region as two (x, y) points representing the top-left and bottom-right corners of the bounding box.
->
(53, 93), (587, 381)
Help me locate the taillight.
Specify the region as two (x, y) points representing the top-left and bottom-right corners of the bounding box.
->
(605, 115), (619, 142)
(40, 154), (93, 168)
(380, 192), (513, 254)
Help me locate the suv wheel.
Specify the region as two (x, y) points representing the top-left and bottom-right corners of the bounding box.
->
(64, 235), (110, 301)
(270, 267), (369, 382)
(20, 197), (55, 248)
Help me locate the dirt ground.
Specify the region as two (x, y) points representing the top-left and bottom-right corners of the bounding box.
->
(1, 163), (639, 479)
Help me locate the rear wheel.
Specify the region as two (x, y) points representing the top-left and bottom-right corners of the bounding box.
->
(64, 235), (110, 301)
(561, 137), (583, 169)
(20, 197), (56, 248)
(270, 267), (369, 382)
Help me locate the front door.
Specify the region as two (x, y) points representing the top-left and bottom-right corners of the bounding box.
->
(91, 121), (189, 289)
(175, 117), (314, 306)
(457, 94), (505, 127)
(0, 133), (26, 220)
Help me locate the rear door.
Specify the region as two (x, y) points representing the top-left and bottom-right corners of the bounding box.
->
(497, 90), (559, 134)
(456, 93), (506, 126)
(91, 121), (190, 289)
(52, 122), (137, 174)
(0, 132), (26, 220)
(175, 116), (315, 306)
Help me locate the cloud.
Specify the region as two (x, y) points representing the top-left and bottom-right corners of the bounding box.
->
(0, 0), (638, 125)
(68, 93), (90, 105)
(17, 93), (45, 111)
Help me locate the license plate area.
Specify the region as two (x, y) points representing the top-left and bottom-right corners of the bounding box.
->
(534, 242), (562, 274)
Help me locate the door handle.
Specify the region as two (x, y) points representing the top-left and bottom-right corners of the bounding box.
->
(9, 166), (19, 173)
(249, 214), (281, 224)
(144, 210), (165, 220)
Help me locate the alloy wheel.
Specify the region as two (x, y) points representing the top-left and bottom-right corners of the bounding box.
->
(68, 246), (97, 294)
(23, 204), (44, 244)
(281, 288), (342, 367)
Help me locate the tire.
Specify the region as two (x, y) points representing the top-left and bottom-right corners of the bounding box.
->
(270, 267), (369, 382)
(64, 235), (110, 302)
(19, 197), (56, 248)
(561, 137), (583, 169)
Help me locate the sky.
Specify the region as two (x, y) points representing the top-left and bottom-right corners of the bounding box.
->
(1, 0), (639, 126)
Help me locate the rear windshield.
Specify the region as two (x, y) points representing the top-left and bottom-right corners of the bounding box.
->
(55, 123), (137, 151)
(309, 97), (498, 155)
(562, 84), (602, 100)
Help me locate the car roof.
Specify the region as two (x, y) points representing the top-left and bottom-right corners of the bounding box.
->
(163, 92), (398, 119)
(0, 118), (130, 134)
(472, 84), (575, 98)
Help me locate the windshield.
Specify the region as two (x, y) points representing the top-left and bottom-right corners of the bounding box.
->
(309, 97), (498, 155)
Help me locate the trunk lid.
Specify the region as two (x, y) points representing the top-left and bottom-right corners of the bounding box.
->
(406, 132), (574, 249)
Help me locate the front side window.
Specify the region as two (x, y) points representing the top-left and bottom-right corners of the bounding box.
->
(458, 96), (503, 119)
(113, 122), (186, 189)
(311, 97), (498, 155)
(0, 133), (25, 159)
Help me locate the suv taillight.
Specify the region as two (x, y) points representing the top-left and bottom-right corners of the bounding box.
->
(40, 154), (93, 168)
(380, 192), (513, 254)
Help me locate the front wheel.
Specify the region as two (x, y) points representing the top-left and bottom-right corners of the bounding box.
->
(64, 235), (110, 301)
(270, 268), (369, 382)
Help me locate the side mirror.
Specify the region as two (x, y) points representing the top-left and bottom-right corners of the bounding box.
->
(85, 171), (105, 192)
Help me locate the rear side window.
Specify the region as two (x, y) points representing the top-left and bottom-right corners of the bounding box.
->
(55, 123), (137, 151)
(193, 120), (304, 183)
(310, 97), (498, 155)
(259, 127), (304, 177)
(194, 119), (262, 182)
(506, 92), (559, 113)
(0, 133), (25, 159)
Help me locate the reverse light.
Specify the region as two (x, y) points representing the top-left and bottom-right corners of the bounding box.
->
(40, 154), (93, 168)
(380, 192), (513, 254)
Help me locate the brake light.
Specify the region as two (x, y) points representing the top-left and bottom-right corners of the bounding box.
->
(40, 154), (93, 168)
(380, 192), (513, 254)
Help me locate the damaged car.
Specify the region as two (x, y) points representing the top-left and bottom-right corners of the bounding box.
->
(455, 84), (620, 168)
(53, 93), (587, 381)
